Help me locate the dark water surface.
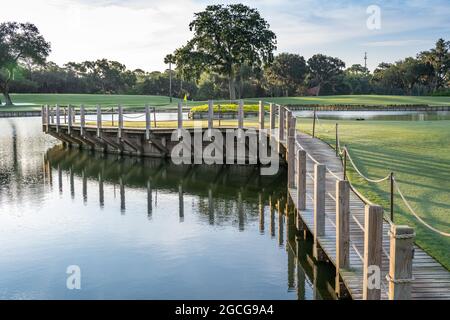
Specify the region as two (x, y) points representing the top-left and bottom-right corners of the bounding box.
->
(0, 117), (335, 300)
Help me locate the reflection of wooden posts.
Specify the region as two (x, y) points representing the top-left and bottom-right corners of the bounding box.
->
(269, 103), (275, 134)
(297, 150), (306, 210)
(287, 246), (295, 290)
(278, 199), (284, 246)
(208, 188), (214, 225)
(208, 100), (213, 129)
(313, 164), (326, 260)
(363, 205), (383, 300)
(80, 105), (86, 136)
(70, 166), (74, 199)
(388, 225), (415, 300)
(238, 191), (244, 231)
(145, 105), (151, 140)
(270, 195), (275, 238)
(336, 180), (350, 297)
(58, 164), (63, 194)
(177, 101), (183, 129)
(287, 199), (296, 243)
(297, 258), (306, 300)
(96, 105), (102, 138)
(99, 171), (104, 208)
(147, 179), (152, 217)
(118, 105), (123, 138)
(119, 177), (125, 213)
(179, 183), (184, 222)
(55, 105), (60, 132)
(82, 169), (87, 204)
(68, 105), (73, 134)
(259, 101), (264, 130)
(259, 193), (264, 233)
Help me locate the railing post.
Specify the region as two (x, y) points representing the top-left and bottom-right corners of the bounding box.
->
(41, 105), (45, 125)
(336, 179), (350, 296)
(208, 100), (213, 129)
(259, 100), (265, 130)
(50, 106), (54, 124)
(96, 105), (102, 138)
(238, 100), (244, 129)
(80, 105), (85, 136)
(145, 105), (151, 140)
(269, 103), (275, 134)
(363, 204), (383, 300)
(55, 104), (60, 132)
(388, 225), (415, 300)
(118, 105), (123, 138)
(178, 101), (183, 129)
(313, 164), (326, 260)
(296, 149), (306, 210)
(279, 106), (285, 141)
(285, 110), (291, 140)
(68, 105), (72, 134)
(287, 118), (296, 188)
(335, 123), (339, 157)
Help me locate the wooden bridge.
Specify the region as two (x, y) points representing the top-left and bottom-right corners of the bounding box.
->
(42, 101), (450, 300)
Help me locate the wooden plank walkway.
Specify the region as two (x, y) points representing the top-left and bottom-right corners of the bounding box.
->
(277, 130), (450, 300)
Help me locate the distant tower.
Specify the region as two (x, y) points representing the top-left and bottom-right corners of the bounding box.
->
(364, 52), (368, 69)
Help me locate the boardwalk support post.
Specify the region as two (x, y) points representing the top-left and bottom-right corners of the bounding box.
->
(145, 105), (151, 140)
(388, 224), (415, 300)
(336, 179), (350, 297)
(80, 105), (86, 136)
(55, 105), (60, 132)
(313, 163), (326, 261)
(259, 101), (265, 130)
(68, 105), (72, 134)
(118, 105), (123, 139)
(208, 100), (213, 129)
(96, 105), (102, 138)
(269, 103), (275, 134)
(363, 205), (383, 300)
(287, 125), (295, 188)
(296, 149), (306, 210)
(238, 100), (244, 129)
(279, 106), (285, 141)
(178, 101), (183, 129)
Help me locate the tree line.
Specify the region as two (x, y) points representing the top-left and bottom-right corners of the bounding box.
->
(1, 5), (450, 106)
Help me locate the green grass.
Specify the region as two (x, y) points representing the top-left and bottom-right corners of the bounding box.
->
(297, 118), (450, 269)
(1, 94), (450, 112)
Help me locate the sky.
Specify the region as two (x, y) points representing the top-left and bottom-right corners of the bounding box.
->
(1, 0), (449, 72)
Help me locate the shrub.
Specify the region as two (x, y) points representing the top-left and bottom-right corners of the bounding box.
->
(190, 103), (269, 113)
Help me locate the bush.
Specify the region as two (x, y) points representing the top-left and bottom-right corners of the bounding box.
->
(190, 103), (269, 113)
(431, 89), (450, 96)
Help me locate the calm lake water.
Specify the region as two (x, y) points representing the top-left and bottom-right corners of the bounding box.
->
(0, 117), (335, 300)
(294, 110), (450, 121)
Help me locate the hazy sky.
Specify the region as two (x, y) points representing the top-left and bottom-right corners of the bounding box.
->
(1, 0), (449, 71)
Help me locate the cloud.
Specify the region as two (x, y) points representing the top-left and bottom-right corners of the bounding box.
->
(363, 40), (433, 47)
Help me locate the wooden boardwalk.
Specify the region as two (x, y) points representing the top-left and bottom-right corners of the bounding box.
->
(42, 102), (450, 300)
(276, 130), (450, 300)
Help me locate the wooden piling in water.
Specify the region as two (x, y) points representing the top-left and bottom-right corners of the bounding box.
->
(96, 105), (102, 138)
(55, 105), (60, 132)
(145, 105), (151, 140)
(269, 103), (275, 134)
(259, 101), (265, 130)
(118, 105), (123, 138)
(313, 164), (326, 260)
(208, 100), (213, 129)
(178, 101), (183, 129)
(296, 149), (306, 210)
(238, 100), (244, 129)
(335, 179), (350, 296)
(80, 105), (85, 136)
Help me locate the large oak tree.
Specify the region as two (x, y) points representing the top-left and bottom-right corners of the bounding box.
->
(0, 22), (50, 106)
(173, 4), (276, 100)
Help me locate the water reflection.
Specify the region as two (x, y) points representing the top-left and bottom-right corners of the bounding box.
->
(0, 117), (335, 300)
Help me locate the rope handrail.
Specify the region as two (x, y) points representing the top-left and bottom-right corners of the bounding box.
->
(343, 146), (391, 183)
(393, 178), (450, 237)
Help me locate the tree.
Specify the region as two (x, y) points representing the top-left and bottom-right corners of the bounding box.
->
(173, 4), (276, 100)
(343, 64), (372, 94)
(397, 57), (433, 95)
(307, 54), (345, 95)
(418, 38), (450, 92)
(164, 54), (175, 102)
(265, 53), (307, 97)
(0, 22), (50, 105)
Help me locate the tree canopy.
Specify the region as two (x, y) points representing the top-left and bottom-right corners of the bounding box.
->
(307, 54), (346, 95)
(265, 53), (307, 97)
(172, 4), (276, 100)
(0, 22), (50, 105)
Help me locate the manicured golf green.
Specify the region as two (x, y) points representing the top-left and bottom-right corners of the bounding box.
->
(296, 118), (450, 269)
(1, 94), (450, 112)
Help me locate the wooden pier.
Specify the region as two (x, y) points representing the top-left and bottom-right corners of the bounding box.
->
(42, 102), (450, 300)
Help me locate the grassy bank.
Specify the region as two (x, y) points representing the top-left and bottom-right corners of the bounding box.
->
(1, 94), (450, 112)
(296, 117), (450, 269)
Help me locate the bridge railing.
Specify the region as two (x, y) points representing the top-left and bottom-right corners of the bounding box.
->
(282, 106), (415, 300)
